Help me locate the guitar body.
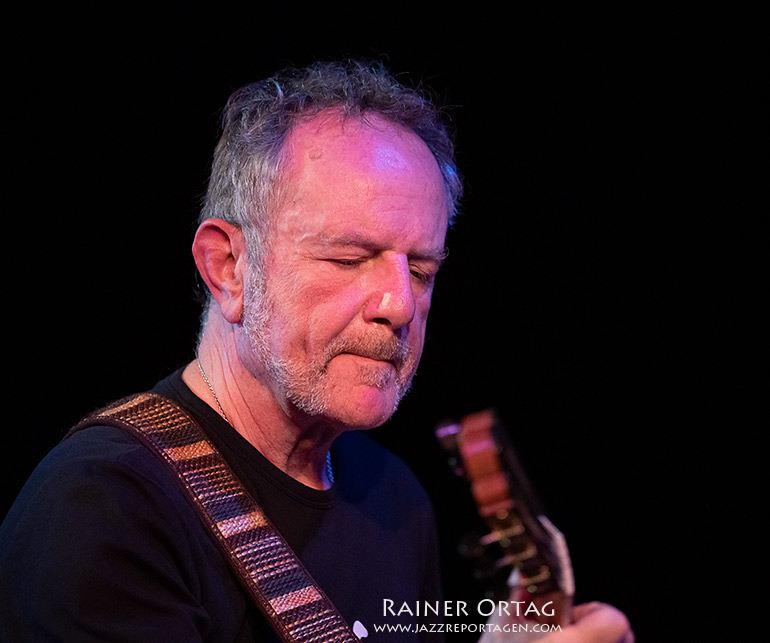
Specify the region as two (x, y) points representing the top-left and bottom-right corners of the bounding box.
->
(436, 409), (575, 629)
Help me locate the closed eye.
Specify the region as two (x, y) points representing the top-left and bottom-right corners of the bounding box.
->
(410, 267), (435, 285)
(325, 255), (438, 286)
(329, 258), (366, 267)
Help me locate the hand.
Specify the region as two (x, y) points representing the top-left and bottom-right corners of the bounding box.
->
(479, 600), (633, 643)
(543, 602), (633, 643)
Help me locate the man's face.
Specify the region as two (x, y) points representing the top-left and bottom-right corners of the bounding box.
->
(241, 111), (449, 430)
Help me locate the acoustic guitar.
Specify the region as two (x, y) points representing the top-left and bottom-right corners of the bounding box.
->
(436, 409), (575, 629)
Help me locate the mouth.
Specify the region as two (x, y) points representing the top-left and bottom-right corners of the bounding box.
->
(324, 335), (411, 374)
(340, 352), (396, 368)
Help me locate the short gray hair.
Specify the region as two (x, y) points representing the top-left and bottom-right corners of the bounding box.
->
(200, 59), (463, 267)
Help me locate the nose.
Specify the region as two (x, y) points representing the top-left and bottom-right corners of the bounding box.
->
(363, 254), (417, 329)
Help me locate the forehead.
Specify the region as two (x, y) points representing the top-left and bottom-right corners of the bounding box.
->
(284, 110), (443, 181)
(273, 110), (449, 246)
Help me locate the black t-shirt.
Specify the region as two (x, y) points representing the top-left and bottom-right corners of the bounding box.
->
(0, 369), (443, 642)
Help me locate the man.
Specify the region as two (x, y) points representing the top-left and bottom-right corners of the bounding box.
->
(0, 60), (632, 642)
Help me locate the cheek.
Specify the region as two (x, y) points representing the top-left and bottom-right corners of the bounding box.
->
(291, 280), (367, 346)
(414, 293), (433, 328)
(413, 292), (436, 336)
(404, 302), (432, 356)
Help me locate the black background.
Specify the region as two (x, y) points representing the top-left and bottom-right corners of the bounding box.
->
(4, 3), (757, 641)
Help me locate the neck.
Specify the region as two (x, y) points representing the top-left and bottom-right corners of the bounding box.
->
(182, 314), (339, 490)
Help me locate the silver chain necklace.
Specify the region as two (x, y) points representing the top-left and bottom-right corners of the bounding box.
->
(196, 358), (229, 423)
(195, 358), (334, 485)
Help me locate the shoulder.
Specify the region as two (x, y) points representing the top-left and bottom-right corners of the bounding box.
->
(2, 424), (198, 544)
(34, 424), (177, 492)
(0, 424), (251, 641)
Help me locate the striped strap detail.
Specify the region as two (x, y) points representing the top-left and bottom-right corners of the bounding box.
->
(70, 392), (359, 643)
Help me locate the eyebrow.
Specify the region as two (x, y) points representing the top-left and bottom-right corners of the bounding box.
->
(314, 231), (448, 266)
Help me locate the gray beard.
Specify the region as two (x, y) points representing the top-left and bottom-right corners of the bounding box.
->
(241, 269), (417, 419)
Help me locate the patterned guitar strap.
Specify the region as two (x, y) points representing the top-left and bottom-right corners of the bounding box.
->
(67, 392), (360, 643)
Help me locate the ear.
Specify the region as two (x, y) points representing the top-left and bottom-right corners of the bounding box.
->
(192, 219), (248, 324)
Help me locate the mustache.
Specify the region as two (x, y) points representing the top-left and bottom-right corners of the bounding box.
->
(325, 334), (412, 369)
